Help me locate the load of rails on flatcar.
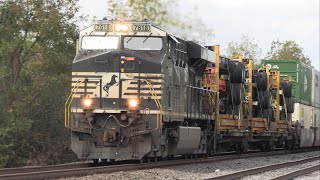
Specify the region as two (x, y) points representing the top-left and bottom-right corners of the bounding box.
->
(64, 20), (320, 163)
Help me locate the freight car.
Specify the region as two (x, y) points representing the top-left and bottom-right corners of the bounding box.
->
(64, 20), (316, 163)
(262, 60), (320, 147)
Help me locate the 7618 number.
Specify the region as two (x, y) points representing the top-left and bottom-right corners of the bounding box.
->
(132, 24), (151, 32)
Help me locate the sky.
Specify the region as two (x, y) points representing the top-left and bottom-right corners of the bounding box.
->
(78, 0), (320, 70)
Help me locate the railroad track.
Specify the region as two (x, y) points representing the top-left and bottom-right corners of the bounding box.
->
(0, 149), (318, 180)
(272, 165), (320, 180)
(206, 155), (320, 180)
(0, 163), (90, 176)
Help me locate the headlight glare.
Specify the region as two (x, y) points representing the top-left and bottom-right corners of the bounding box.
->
(82, 98), (93, 108)
(115, 24), (129, 32)
(115, 24), (122, 31)
(121, 24), (128, 31)
(129, 99), (138, 108)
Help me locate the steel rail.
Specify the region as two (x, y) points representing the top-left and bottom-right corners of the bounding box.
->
(206, 155), (320, 180)
(0, 162), (90, 176)
(0, 149), (318, 180)
(271, 165), (320, 180)
(0, 151), (291, 180)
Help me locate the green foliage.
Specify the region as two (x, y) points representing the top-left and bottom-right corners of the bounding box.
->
(107, 0), (173, 26)
(0, 0), (78, 167)
(226, 34), (262, 63)
(265, 40), (310, 64)
(106, 0), (214, 44)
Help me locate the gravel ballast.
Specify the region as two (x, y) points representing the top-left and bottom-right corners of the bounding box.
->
(294, 171), (320, 180)
(60, 151), (320, 180)
(241, 160), (320, 180)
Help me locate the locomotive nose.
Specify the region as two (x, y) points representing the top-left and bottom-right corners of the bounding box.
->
(72, 50), (120, 72)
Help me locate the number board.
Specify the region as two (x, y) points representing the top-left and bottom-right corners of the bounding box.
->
(94, 24), (113, 32)
(132, 24), (151, 32)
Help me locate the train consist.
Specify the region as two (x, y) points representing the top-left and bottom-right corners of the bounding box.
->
(65, 20), (320, 163)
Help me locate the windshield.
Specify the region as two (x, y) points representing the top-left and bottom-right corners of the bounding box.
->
(81, 36), (119, 50)
(124, 37), (162, 50)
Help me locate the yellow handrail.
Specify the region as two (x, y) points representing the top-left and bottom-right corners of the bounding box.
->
(144, 80), (162, 131)
(64, 79), (84, 127)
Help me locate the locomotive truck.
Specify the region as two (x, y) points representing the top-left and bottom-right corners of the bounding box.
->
(64, 20), (319, 163)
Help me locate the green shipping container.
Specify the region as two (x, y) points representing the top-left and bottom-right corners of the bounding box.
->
(262, 59), (312, 105)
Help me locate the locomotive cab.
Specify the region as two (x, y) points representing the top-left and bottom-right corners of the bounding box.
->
(72, 20), (166, 110)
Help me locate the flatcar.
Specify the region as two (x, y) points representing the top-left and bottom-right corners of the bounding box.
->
(64, 20), (318, 163)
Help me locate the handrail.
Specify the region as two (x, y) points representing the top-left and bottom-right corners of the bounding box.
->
(64, 79), (84, 127)
(144, 80), (163, 131)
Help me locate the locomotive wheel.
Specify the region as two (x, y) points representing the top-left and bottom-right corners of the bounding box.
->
(228, 61), (237, 83)
(235, 62), (245, 83)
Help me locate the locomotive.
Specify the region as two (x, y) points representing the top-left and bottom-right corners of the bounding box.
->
(65, 20), (317, 163)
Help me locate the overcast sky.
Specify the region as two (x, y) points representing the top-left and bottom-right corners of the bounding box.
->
(78, 0), (319, 70)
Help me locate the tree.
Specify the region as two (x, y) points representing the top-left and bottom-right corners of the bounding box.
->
(106, 0), (214, 44)
(107, 0), (173, 26)
(265, 40), (310, 64)
(226, 34), (262, 63)
(0, 0), (78, 167)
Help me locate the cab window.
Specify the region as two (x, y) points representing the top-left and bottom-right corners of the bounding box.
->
(81, 36), (119, 50)
(124, 37), (162, 50)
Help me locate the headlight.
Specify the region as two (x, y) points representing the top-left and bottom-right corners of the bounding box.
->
(115, 24), (129, 32)
(82, 98), (93, 109)
(121, 24), (128, 31)
(129, 99), (138, 108)
(115, 24), (122, 31)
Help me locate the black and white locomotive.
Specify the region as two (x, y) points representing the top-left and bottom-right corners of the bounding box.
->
(65, 20), (317, 163)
